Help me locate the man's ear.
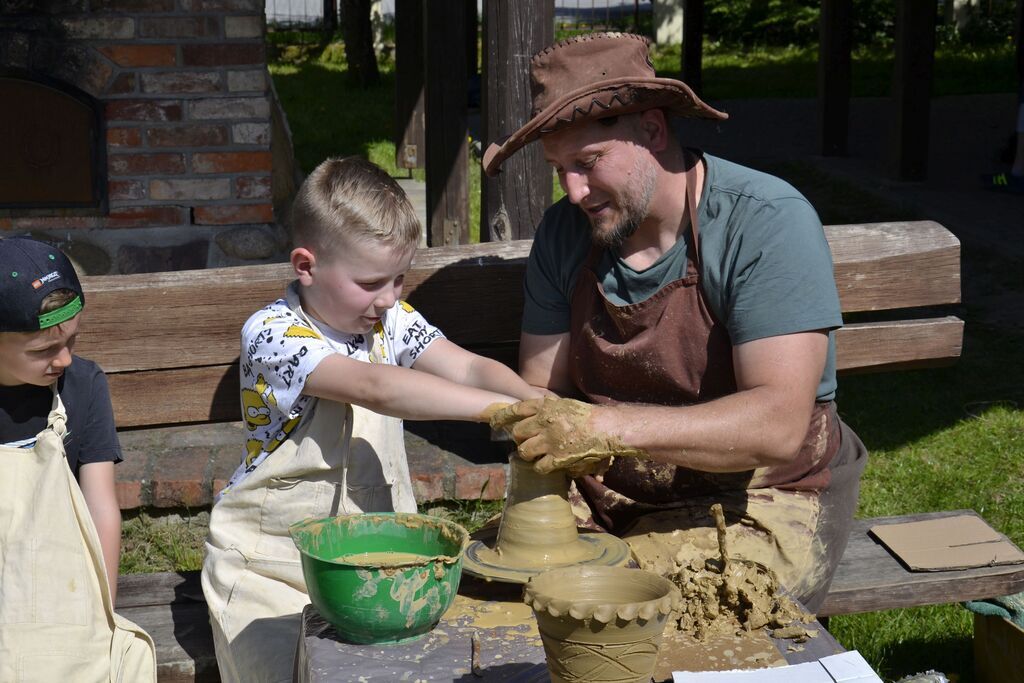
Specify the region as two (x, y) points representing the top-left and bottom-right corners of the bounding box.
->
(291, 247), (317, 285)
(638, 108), (670, 153)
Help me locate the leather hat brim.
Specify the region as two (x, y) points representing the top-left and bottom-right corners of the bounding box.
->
(482, 76), (727, 177)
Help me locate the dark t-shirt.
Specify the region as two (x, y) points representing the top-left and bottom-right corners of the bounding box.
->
(0, 356), (122, 477)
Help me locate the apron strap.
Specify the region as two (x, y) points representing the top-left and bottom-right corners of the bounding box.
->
(683, 150), (702, 271)
(47, 384), (69, 440)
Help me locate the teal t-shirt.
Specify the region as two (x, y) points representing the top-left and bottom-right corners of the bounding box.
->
(522, 153), (843, 401)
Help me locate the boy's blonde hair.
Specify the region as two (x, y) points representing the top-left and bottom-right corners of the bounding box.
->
(290, 157), (421, 259)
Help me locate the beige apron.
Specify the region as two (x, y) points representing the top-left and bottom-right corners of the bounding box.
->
(202, 294), (417, 683)
(0, 390), (156, 683)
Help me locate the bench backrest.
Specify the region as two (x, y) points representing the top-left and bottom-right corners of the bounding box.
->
(77, 220), (962, 429)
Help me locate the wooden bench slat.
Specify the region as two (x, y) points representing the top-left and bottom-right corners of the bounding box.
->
(827, 221), (961, 313)
(109, 365), (240, 428)
(117, 570), (204, 609)
(78, 222), (960, 375)
(835, 317), (965, 372)
(819, 510), (1024, 617)
(106, 315), (964, 427)
(118, 601), (219, 683)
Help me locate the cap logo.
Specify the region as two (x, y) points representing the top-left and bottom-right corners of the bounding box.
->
(31, 270), (62, 289)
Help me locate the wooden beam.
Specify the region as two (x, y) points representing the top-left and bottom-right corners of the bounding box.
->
(821, 511), (1024, 616)
(835, 318), (964, 373)
(394, 0), (425, 169)
(892, 0), (937, 180)
(481, 0), (553, 241)
(818, 0), (852, 156)
(109, 365), (240, 428)
(104, 314), (963, 427)
(77, 221), (962, 375)
(826, 221), (960, 313)
(424, 0), (469, 245)
(681, 0), (704, 95)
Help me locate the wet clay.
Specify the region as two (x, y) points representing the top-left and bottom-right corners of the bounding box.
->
(332, 551), (432, 566)
(492, 459), (596, 566)
(643, 507), (811, 651)
(653, 629), (784, 677)
(623, 489), (829, 609)
(524, 565), (679, 683)
(463, 457), (631, 582)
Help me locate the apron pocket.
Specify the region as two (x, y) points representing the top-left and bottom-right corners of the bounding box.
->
(344, 483), (395, 514)
(344, 439), (396, 513)
(0, 539), (88, 626)
(19, 652), (106, 683)
(255, 477), (337, 558)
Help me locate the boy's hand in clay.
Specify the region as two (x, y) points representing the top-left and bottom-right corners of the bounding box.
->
(500, 397), (645, 475)
(486, 400), (537, 432)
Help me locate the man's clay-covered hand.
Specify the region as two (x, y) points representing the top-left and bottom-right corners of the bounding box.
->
(501, 397), (645, 475)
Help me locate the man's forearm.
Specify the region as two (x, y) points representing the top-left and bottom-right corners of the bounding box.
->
(592, 386), (815, 472)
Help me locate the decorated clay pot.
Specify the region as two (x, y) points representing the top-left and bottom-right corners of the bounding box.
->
(524, 565), (679, 683)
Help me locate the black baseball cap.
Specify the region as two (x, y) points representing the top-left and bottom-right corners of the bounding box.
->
(0, 237), (85, 332)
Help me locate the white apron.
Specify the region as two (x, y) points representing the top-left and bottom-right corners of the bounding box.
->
(202, 297), (417, 683)
(0, 390), (156, 683)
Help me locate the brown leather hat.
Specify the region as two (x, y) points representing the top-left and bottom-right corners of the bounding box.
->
(482, 32), (728, 177)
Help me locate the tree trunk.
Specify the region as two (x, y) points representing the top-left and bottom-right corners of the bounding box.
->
(340, 0), (380, 87)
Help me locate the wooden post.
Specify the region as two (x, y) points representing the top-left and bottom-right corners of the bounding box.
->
(466, 0), (478, 80)
(1015, 0), (1023, 81)
(323, 0), (338, 32)
(481, 0), (554, 242)
(424, 1), (469, 246)
(394, 0), (425, 170)
(682, 0), (704, 95)
(892, 0), (937, 181)
(818, 0), (852, 156)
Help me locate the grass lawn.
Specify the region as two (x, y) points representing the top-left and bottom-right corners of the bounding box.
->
(121, 38), (1023, 683)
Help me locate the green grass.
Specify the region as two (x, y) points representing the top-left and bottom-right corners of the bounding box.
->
(120, 511), (207, 574)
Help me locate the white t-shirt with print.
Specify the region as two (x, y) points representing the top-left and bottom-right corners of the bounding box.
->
(221, 285), (444, 495)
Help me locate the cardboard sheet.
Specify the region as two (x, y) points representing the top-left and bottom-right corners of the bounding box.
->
(869, 514), (1024, 571)
(672, 651), (882, 682)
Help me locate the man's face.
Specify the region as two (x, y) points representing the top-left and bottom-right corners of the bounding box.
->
(0, 314), (80, 387)
(300, 240), (416, 335)
(542, 115), (659, 248)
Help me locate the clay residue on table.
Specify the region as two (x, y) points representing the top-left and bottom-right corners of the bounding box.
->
(654, 628), (784, 678)
(628, 503), (815, 674)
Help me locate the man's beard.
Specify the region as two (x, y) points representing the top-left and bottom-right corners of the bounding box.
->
(590, 157), (657, 249)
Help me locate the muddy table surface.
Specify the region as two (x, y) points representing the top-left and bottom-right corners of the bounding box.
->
(296, 578), (845, 682)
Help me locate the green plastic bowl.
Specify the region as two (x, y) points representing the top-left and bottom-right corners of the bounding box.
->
(289, 512), (469, 644)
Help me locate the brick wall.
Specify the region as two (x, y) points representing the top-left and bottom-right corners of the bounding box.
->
(0, 0), (277, 267)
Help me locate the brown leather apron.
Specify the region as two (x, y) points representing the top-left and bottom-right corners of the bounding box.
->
(566, 155), (866, 610)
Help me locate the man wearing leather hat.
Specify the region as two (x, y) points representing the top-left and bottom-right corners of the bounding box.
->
(488, 32), (868, 612)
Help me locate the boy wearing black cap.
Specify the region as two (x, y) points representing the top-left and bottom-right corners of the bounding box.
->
(0, 236), (123, 602)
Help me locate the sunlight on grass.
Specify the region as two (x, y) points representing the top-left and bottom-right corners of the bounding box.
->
(120, 512), (208, 574)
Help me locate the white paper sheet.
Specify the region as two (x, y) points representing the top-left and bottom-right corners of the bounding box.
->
(672, 651), (883, 683)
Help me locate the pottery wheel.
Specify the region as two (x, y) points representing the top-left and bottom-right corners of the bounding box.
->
(463, 527), (631, 584)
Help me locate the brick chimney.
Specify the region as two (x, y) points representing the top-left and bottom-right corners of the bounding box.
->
(0, 0), (289, 273)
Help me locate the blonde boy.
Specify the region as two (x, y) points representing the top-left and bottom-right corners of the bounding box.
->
(202, 157), (543, 683)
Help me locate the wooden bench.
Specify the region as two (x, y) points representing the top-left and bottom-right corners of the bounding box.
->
(82, 220), (1024, 681)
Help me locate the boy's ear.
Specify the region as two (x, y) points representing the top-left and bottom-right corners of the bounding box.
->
(291, 247), (317, 286)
